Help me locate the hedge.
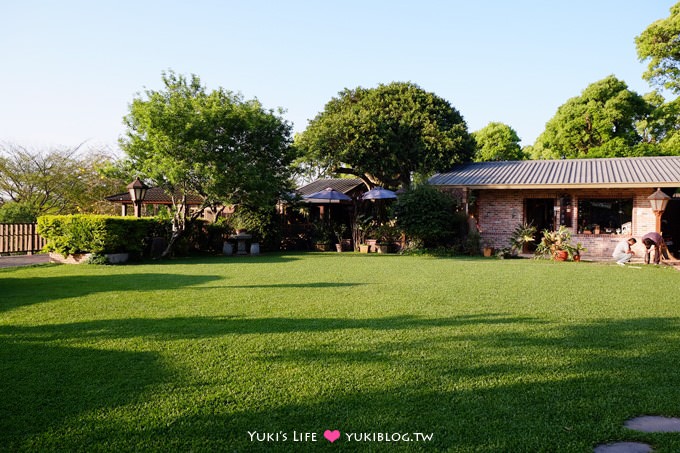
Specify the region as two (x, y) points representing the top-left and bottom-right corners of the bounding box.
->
(37, 215), (169, 256)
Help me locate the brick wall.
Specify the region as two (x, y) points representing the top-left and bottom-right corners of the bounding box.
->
(476, 188), (660, 259)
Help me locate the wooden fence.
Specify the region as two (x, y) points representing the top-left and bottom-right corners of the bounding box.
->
(0, 223), (46, 254)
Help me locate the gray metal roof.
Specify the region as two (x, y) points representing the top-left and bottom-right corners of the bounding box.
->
(297, 178), (365, 196)
(429, 156), (680, 189)
(105, 187), (203, 205)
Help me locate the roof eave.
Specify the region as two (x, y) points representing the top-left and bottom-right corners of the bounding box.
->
(435, 182), (680, 190)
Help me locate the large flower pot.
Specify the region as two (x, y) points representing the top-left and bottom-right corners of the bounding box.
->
(376, 244), (392, 254)
(553, 250), (569, 261)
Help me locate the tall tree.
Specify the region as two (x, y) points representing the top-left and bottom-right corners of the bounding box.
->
(532, 76), (653, 158)
(120, 71), (295, 256)
(636, 2), (680, 94)
(472, 122), (525, 162)
(296, 82), (474, 189)
(0, 144), (123, 220)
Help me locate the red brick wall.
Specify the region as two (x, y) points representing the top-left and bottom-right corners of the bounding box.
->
(476, 188), (660, 259)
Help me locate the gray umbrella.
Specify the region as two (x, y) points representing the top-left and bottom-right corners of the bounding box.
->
(303, 187), (352, 203)
(361, 187), (397, 200)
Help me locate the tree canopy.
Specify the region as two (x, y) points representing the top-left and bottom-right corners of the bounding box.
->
(295, 82), (474, 189)
(531, 76), (653, 159)
(636, 2), (680, 94)
(119, 71), (295, 254)
(472, 122), (525, 162)
(0, 144), (123, 222)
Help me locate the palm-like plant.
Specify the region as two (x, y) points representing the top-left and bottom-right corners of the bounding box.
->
(509, 223), (537, 255)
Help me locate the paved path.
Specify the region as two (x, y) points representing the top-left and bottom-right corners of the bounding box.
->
(0, 254), (50, 268)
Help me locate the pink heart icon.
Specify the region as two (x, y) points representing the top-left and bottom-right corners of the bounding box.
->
(324, 429), (341, 443)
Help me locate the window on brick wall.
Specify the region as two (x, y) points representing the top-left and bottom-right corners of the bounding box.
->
(577, 198), (632, 234)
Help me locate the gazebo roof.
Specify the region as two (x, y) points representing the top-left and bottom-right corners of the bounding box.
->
(296, 178), (365, 197)
(105, 187), (204, 205)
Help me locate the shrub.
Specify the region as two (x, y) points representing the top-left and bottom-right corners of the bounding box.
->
(37, 215), (166, 256)
(393, 185), (465, 247)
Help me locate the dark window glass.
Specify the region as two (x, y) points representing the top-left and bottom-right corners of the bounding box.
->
(577, 198), (633, 234)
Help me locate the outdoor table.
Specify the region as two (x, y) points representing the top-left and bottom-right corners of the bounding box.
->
(229, 233), (252, 255)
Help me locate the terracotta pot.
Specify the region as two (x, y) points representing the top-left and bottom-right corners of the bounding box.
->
(483, 247), (494, 257)
(554, 250), (569, 261)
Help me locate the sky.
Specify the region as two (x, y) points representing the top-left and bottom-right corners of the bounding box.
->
(0, 1), (677, 155)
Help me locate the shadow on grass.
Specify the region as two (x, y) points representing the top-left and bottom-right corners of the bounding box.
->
(0, 273), (224, 313)
(3, 315), (680, 451)
(146, 253), (303, 266)
(0, 313), (533, 340)
(127, 316), (680, 452)
(0, 339), (171, 451)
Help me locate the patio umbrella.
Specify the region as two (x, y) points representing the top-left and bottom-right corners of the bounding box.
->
(303, 187), (352, 203)
(302, 187), (352, 226)
(361, 187), (397, 225)
(361, 187), (397, 200)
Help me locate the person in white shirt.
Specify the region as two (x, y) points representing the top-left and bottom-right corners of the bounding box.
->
(612, 238), (636, 266)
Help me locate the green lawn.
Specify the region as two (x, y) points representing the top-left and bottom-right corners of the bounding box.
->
(1, 254), (680, 452)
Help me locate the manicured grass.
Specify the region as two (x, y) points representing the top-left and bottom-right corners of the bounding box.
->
(1, 254), (680, 452)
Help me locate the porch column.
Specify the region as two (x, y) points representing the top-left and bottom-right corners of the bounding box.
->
(462, 188), (469, 215)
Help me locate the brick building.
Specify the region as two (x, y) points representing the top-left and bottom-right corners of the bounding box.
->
(429, 156), (680, 259)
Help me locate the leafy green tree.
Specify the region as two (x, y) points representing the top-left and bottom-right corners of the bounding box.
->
(635, 91), (680, 155)
(296, 82), (474, 189)
(393, 184), (464, 247)
(119, 71), (295, 256)
(636, 3), (680, 94)
(0, 201), (40, 223)
(532, 76), (653, 158)
(472, 122), (525, 161)
(0, 144), (123, 219)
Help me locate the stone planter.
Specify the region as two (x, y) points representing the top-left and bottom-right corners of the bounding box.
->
(250, 242), (260, 255)
(359, 244), (370, 253)
(105, 253), (129, 264)
(49, 252), (92, 264)
(49, 252), (130, 264)
(222, 241), (233, 256)
(376, 244), (392, 254)
(365, 239), (378, 253)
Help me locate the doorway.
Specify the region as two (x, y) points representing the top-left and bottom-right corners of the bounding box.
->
(525, 198), (554, 251)
(662, 196), (680, 257)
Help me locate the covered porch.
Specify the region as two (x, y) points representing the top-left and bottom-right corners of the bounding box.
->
(429, 157), (680, 260)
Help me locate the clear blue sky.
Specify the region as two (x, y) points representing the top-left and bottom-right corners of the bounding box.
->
(0, 1), (676, 153)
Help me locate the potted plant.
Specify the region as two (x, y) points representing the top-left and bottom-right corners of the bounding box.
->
(332, 223), (348, 252)
(228, 209), (251, 235)
(570, 242), (586, 261)
(509, 222), (537, 256)
(373, 224), (399, 253)
(534, 226), (584, 261)
(313, 221), (334, 251)
(356, 215), (378, 252)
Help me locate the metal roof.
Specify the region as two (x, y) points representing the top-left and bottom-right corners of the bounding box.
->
(296, 178), (365, 196)
(428, 156), (680, 189)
